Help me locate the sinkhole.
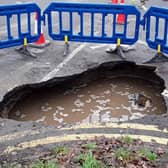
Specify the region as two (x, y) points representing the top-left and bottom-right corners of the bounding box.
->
(0, 62), (167, 127)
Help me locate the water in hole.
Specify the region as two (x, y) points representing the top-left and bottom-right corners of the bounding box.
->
(9, 77), (166, 127)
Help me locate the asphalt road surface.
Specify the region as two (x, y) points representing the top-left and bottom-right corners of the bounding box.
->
(0, 0), (167, 7)
(0, 0), (168, 158)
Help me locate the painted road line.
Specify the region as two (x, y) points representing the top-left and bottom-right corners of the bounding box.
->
(90, 44), (107, 50)
(0, 123), (167, 143)
(2, 133), (168, 154)
(62, 123), (168, 134)
(0, 130), (40, 143)
(41, 31), (101, 82)
(41, 43), (87, 82)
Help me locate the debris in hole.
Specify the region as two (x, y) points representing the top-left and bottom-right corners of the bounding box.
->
(128, 93), (152, 108)
(36, 116), (46, 123)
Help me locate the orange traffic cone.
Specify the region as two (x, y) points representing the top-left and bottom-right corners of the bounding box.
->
(30, 13), (50, 48)
(117, 0), (126, 24)
(35, 31), (46, 45)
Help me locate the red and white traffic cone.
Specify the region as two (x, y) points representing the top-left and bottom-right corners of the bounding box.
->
(117, 0), (126, 24)
(30, 13), (50, 48)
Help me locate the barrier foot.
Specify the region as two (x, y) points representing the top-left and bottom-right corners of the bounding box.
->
(144, 52), (168, 64)
(63, 43), (69, 56)
(15, 46), (37, 58)
(106, 46), (126, 60)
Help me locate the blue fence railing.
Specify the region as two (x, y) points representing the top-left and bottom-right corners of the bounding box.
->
(44, 3), (141, 45)
(141, 6), (168, 54)
(0, 3), (168, 57)
(0, 3), (41, 49)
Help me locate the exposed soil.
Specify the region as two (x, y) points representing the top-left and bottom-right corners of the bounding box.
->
(1, 136), (168, 168)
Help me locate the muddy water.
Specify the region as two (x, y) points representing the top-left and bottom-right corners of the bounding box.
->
(9, 77), (166, 126)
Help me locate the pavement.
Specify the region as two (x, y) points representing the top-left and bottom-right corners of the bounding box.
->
(0, 0), (168, 160)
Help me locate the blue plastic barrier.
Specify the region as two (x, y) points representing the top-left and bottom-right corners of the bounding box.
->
(44, 3), (141, 45)
(141, 6), (168, 54)
(0, 3), (41, 49)
(0, 2), (167, 61)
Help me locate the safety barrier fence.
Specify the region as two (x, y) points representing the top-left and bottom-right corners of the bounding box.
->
(44, 3), (140, 45)
(0, 2), (167, 62)
(0, 3), (41, 49)
(141, 6), (168, 54)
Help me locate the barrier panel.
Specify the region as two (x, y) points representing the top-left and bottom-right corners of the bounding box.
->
(0, 2), (167, 62)
(44, 3), (141, 45)
(0, 3), (41, 49)
(141, 6), (168, 54)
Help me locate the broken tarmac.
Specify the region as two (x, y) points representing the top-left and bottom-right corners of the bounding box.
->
(0, 0), (168, 162)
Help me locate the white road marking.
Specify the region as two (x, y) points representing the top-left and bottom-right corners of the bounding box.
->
(41, 43), (87, 82)
(40, 38), (147, 82)
(90, 44), (107, 50)
(41, 39), (147, 82)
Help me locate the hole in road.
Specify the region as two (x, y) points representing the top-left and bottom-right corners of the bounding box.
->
(8, 74), (166, 127)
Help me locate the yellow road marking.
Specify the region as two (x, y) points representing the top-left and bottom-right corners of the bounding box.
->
(0, 123), (167, 143)
(2, 133), (168, 155)
(0, 130), (40, 143)
(62, 123), (168, 133)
